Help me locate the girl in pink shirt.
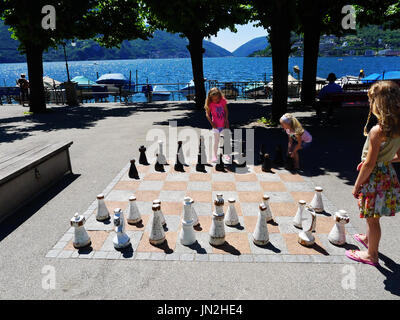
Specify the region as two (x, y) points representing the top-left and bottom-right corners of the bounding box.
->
(205, 87), (230, 162)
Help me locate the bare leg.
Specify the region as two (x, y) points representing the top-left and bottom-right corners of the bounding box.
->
(213, 130), (220, 160)
(293, 151), (300, 169)
(357, 217), (380, 263)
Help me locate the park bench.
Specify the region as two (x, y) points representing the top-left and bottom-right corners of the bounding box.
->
(0, 141), (73, 223)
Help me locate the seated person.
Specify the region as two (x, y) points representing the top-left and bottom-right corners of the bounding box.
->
(316, 73), (343, 119)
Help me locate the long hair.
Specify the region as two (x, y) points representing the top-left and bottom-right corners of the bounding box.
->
(204, 87), (225, 112)
(280, 113), (305, 135)
(364, 81), (400, 137)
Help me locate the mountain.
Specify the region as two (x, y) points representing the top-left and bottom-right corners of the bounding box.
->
(0, 21), (232, 63)
(232, 36), (269, 57)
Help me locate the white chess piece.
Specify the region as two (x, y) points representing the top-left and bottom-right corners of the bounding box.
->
(189, 198), (200, 227)
(253, 204), (270, 245)
(209, 194), (226, 246)
(70, 213), (91, 249)
(328, 210), (350, 246)
(293, 200), (306, 229)
(179, 197), (197, 246)
(96, 194), (110, 221)
(298, 206), (317, 247)
(149, 204), (166, 245)
(262, 194), (273, 222)
(153, 199), (166, 227)
(157, 140), (167, 164)
(113, 208), (131, 249)
(127, 195), (142, 224)
(225, 198), (239, 226)
(310, 186), (324, 213)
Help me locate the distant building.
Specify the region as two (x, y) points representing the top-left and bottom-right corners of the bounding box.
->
(378, 49), (400, 56)
(364, 50), (376, 56)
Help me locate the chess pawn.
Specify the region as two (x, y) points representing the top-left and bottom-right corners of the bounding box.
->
(215, 153), (225, 172)
(273, 145), (284, 167)
(190, 198), (200, 227)
(310, 187), (324, 213)
(127, 195), (142, 224)
(253, 204), (270, 245)
(129, 159), (140, 180)
(258, 144), (266, 165)
(179, 197), (197, 246)
(139, 145), (149, 165)
(177, 141), (186, 166)
(70, 213), (91, 249)
(153, 199), (167, 227)
(225, 198), (239, 226)
(113, 208), (131, 249)
(96, 194), (110, 221)
(174, 153), (185, 172)
(328, 210), (350, 246)
(157, 140), (167, 165)
(262, 154), (273, 173)
(262, 195), (273, 222)
(209, 195), (226, 246)
(298, 206), (316, 247)
(293, 199), (306, 229)
(149, 204), (166, 245)
(196, 153), (206, 172)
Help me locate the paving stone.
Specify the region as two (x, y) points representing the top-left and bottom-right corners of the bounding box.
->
(45, 249), (61, 258)
(238, 254), (254, 263)
(135, 252), (151, 260)
(165, 253), (181, 261)
(180, 253), (195, 261)
(209, 254), (224, 262)
(150, 252), (166, 260)
(93, 251), (109, 259)
(195, 254), (209, 262)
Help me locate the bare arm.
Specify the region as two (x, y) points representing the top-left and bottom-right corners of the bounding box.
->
(224, 103), (229, 128)
(205, 108), (215, 128)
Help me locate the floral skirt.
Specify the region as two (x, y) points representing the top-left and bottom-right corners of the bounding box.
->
(358, 162), (400, 218)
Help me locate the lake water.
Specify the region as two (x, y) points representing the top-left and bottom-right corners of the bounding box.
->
(0, 56), (399, 87)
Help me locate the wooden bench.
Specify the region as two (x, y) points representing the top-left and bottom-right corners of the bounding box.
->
(0, 141), (73, 223)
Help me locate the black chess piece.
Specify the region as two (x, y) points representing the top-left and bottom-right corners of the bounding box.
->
(259, 144), (266, 165)
(177, 141), (186, 166)
(262, 154), (273, 173)
(129, 159), (140, 179)
(174, 153), (185, 172)
(196, 153), (206, 172)
(273, 145), (284, 167)
(215, 153), (225, 172)
(199, 136), (208, 165)
(285, 154), (295, 171)
(139, 146), (149, 165)
(234, 152), (247, 168)
(155, 154), (165, 172)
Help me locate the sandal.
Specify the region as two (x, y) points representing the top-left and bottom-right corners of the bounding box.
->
(345, 250), (379, 267)
(353, 234), (368, 249)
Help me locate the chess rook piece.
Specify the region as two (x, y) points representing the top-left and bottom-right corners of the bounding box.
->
(196, 153), (206, 172)
(310, 186), (324, 213)
(273, 145), (284, 167)
(154, 154), (165, 172)
(293, 200), (306, 229)
(149, 204), (166, 245)
(153, 199), (166, 227)
(209, 194), (226, 246)
(285, 155), (295, 171)
(262, 195), (273, 222)
(225, 198), (239, 226)
(113, 208), (131, 249)
(139, 145), (149, 165)
(252, 204), (270, 246)
(215, 153), (225, 172)
(298, 206), (317, 247)
(179, 197), (197, 246)
(262, 153), (273, 173)
(96, 194), (110, 221)
(70, 213), (91, 249)
(157, 140), (167, 165)
(328, 210), (350, 246)
(129, 159), (140, 180)
(258, 144), (266, 165)
(177, 141), (186, 166)
(174, 153), (185, 172)
(127, 195), (142, 225)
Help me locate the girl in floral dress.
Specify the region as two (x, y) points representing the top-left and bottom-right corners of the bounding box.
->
(347, 81), (400, 266)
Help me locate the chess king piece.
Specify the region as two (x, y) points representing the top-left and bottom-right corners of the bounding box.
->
(149, 204), (166, 245)
(157, 140), (168, 165)
(154, 153), (165, 172)
(153, 199), (167, 227)
(253, 204), (270, 245)
(209, 194), (226, 246)
(262, 153), (273, 173)
(298, 206), (317, 247)
(258, 144), (266, 165)
(113, 208), (131, 249)
(127, 195), (142, 225)
(177, 141), (186, 166)
(179, 197), (197, 246)
(262, 195), (273, 222)
(215, 153), (225, 172)
(284, 154), (295, 171)
(190, 198), (200, 227)
(225, 198), (239, 226)
(328, 210), (350, 246)
(273, 145), (284, 167)
(310, 186), (324, 213)
(196, 152), (206, 172)
(70, 213), (91, 249)
(293, 199), (307, 229)
(139, 145), (149, 165)
(174, 153), (185, 172)
(199, 136), (208, 165)
(129, 159), (140, 180)
(96, 194), (110, 221)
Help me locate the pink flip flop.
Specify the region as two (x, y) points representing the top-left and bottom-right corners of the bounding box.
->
(353, 234), (368, 249)
(345, 250), (379, 267)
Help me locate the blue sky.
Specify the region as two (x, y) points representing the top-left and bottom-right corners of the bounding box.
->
(209, 23), (268, 52)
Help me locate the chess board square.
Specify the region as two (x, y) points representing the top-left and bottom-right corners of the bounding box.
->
(64, 231), (109, 251)
(211, 233), (251, 255)
(105, 190), (134, 202)
(85, 214), (113, 231)
(187, 181), (212, 191)
(136, 231), (177, 253)
(193, 216), (212, 232)
(212, 173), (235, 182)
(148, 165), (171, 174)
(159, 190), (187, 202)
(234, 166), (254, 175)
(240, 202), (260, 216)
(135, 191), (161, 202)
(222, 202), (243, 216)
(192, 202), (212, 216)
(260, 182), (286, 192)
(234, 174), (258, 182)
(284, 182), (315, 192)
(270, 202), (298, 217)
(212, 191), (238, 202)
(137, 165), (151, 173)
(280, 174), (305, 182)
(243, 216), (280, 234)
(189, 173), (212, 182)
(257, 173), (281, 182)
(135, 201), (154, 215)
(282, 233), (327, 255)
(238, 191), (264, 202)
(166, 173), (190, 182)
(174, 232), (213, 254)
(247, 233), (289, 255)
(114, 181), (141, 191)
(225, 216), (246, 233)
(268, 192), (294, 203)
(315, 216), (335, 234)
(212, 182), (236, 191)
(163, 181), (188, 191)
(189, 165), (213, 174)
(275, 216), (300, 234)
(144, 172), (168, 181)
(138, 180), (164, 191)
(317, 234), (360, 255)
(146, 215), (181, 233)
(291, 191), (314, 203)
(103, 200), (129, 213)
(187, 191), (213, 203)
(125, 215), (150, 231)
(236, 181), (262, 192)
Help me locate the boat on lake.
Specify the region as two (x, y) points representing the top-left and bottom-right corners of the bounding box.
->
(96, 73), (128, 86)
(220, 83), (239, 99)
(152, 86), (171, 101)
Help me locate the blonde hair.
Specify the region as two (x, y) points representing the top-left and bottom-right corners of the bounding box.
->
(364, 81), (400, 137)
(204, 87), (225, 111)
(280, 113), (304, 135)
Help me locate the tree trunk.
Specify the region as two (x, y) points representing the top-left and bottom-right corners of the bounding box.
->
(270, 0), (291, 122)
(25, 43), (46, 113)
(187, 34), (206, 109)
(301, 16), (321, 105)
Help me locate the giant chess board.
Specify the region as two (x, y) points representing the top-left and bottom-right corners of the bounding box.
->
(47, 163), (361, 264)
